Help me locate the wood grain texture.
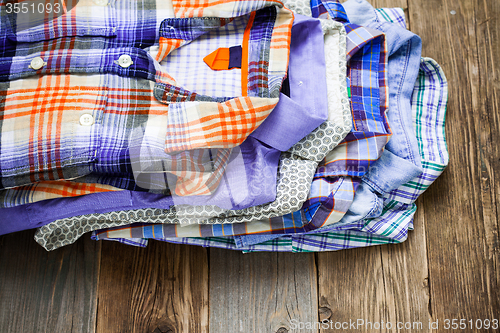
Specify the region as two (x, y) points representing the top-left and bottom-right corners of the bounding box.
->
(209, 250), (318, 333)
(408, 0), (500, 327)
(96, 241), (208, 333)
(318, 247), (390, 333)
(317, 224), (431, 333)
(0, 230), (100, 333)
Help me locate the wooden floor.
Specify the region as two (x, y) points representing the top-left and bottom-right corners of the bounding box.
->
(1, 0), (499, 332)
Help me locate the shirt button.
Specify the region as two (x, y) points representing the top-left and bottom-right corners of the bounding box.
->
(79, 114), (94, 126)
(30, 57), (45, 70)
(93, 0), (108, 6)
(117, 54), (133, 68)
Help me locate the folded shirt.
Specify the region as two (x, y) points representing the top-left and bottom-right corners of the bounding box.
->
(0, 0), (293, 195)
(33, 14), (354, 251)
(118, 56), (448, 252)
(91, 4), (448, 251)
(234, 0), (424, 246)
(78, 0), (394, 247)
(0, 13), (333, 236)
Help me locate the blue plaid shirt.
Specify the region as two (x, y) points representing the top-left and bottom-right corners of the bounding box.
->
(87, 5), (446, 252)
(32, 1), (397, 250)
(87, 2), (392, 239)
(0, 0), (293, 196)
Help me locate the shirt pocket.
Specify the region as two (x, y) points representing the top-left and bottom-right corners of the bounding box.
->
(0, 0), (115, 189)
(0, 74), (107, 189)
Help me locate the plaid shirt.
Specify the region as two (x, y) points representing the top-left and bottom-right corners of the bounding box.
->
(34, 2), (396, 251)
(87, 7), (448, 252)
(33, 12), (354, 250)
(85, 21), (390, 242)
(0, 0), (293, 196)
(99, 56), (448, 252)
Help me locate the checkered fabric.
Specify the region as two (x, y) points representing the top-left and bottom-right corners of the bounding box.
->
(311, 0), (349, 22)
(89, 5), (447, 251)
(0, 180), (117, 207)
(0, 0), (293, 197)
(96, 2), (391, 233)
(375, 7), (407, 29)
(128, 55), (448, 252)
(62, 2), (392, 247)
(34, 15), (353, 251)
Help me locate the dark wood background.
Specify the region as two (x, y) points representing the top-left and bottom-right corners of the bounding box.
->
(1, 0), (499, 332)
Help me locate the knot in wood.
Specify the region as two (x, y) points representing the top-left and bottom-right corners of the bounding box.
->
(319, 306), (333, 322)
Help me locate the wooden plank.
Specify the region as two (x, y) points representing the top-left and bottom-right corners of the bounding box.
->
(318, 247), (389, 333)
(96, 241), (209, 333)
(378, 207), (432, 329)
(317, 227), (431, 333)
(0, 230), (100, 333)
(209, 250), (318, 333)
(408, 0), (500, 327)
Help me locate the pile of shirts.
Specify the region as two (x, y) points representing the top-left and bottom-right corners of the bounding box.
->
(0, 0), (448, 252)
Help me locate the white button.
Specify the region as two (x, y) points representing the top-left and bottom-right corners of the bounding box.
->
(30, 57), (45, 70)
(93, 0), (108, 6)
(117, 54), (133, 68)
(79, 114), (94, 126)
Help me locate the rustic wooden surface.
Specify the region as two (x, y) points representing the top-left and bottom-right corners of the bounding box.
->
(209, 251), (318, 333)
(0, 230), (100, 333)
(97, 241), (208, 333)
(0, 0), (499, 332)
